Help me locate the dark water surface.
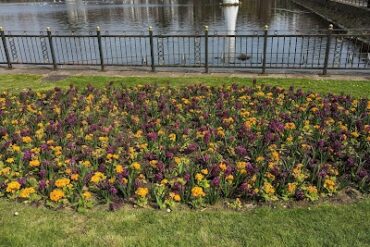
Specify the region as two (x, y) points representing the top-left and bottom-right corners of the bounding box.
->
(0, 0), (329, 33)
(1, 0), (368, 70)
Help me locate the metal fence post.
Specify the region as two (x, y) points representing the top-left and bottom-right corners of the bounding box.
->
(96, 26), (104, 71)
(0, 27), (12, 69)
(322, 24), (333, 75)
(204, 25), (209, 73)
(262, 25), (268, 74)
(46, 27), (57, 70)
(148, 26), (155, 72)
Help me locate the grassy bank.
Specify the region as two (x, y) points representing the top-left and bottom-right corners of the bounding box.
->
(0, 74), (369, 97)
(0, 73), (369, 247)
(0, 199), (370, 247)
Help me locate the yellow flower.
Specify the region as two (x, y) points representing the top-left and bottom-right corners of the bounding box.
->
(271, 151), (280, 161)
(0, 167), (11, 176)
(351, 131), (359, 138)
(174, 157), (181, 165)
(131, 162), (141, 171)
(191, 186), (205, 198)
(324, 178), (336, 192)
(5, 157), (14, 164)
(265, 172), (275, 181)
(139, 143), (148, 150)
(90, 172), (106, 184)
(71, 174), (79, 181)
(173, 194), (181, 202)
(12, 144), (21, 152)
(169, 133), (176, 142)
(50, 189), (65, 202)
(82, 160), (91, 167)
(223, 117), (234, 125)
(195, 173), (204, 182)
(149, 160), (158, 168)
(201, 169), (208, 175)
(19, 187), (36, 198)
(256, 156), (265, 163)
(226, 174), (234, 182)
(307, 185), (318, 194)
(236, 161), (246, 170)
(263, 182), (275, 195)
(6, 181), (21, 193)
(99, 136), (109, 143)
(29, 159), (41, 167)
(284, 122), (296, 130)
(115, 165), (124, 174)
(22, 136), (33, 144)
(83, 191), (92, 200)
(53, 106), (61, 115)
(287, 183), (297, 194)
(216, 127), (225, 137)
(135, 187), (149, 198)
(134, 130), (143, 138)
(219, 162), (227, 172)
(55, 178), (71, 188)
(286, 135), (293, 144)
(85, 134), (94, 142)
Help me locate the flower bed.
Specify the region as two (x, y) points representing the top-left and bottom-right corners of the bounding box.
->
(0, 84), (369, 210)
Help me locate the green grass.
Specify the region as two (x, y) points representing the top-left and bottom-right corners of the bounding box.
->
(0, 74), (369, 98)
(0, 199), (370, 247)
(0, 73), (369, 246)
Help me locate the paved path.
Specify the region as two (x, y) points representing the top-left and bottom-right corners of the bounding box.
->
(0, 65), (370, 81)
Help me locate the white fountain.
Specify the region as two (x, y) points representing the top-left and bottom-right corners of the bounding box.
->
(223, 4), (239, 64)
(221, 0), (240, 6)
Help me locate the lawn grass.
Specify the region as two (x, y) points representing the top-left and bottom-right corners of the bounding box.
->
(0, 199), (370, 247)
(0, 74), (369, 98)
(0, 73), (369, 246)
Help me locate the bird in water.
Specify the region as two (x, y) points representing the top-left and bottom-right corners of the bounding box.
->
(237, 53), (251, 61)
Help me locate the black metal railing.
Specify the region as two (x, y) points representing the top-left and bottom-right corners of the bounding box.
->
(0, 25), (370, 75)
(331, 0), (370, 8)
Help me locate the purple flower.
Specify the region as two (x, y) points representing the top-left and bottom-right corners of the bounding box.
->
(358, 169), (368, 179)
(154, 173), (163, 182)
(235, 146), (247, 156)
(40, 143), (49, 152)
(203, 131), (211, 144)
(295, 189), (305, 201)
(184, 173), (191, 182)
(184, 143), (198, 154)
(17, 177), (27, 186)
(109, 186), (118, 195)
(39, 169), (47, 178)
(211, 177), (220, 187)
(38, 180), (47, 190)
(165, 151), (174, 159)
(147, 132), (158, 141)
(268, 120), (284, 133)
(23, 150), (32, 161)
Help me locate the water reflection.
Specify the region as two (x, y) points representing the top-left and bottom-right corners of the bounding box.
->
(223, 5), (238, 63)
(65, 0), (87, 28)
(0, 0), (328, 33)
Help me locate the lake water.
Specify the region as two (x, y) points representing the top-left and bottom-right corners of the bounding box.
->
(0, 0), (330, 33)
(0, 0), (368, 70)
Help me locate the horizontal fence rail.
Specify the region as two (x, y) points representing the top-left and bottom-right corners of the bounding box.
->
(0, 26), (370, 74)
(332, 0), (370, 8)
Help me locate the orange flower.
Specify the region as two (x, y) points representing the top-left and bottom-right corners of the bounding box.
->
(135, 187), (149, 198)
(29, 159), (40, 167)
(191, 186), (205, 198)
(50, 189), (64, 202)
